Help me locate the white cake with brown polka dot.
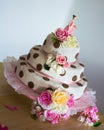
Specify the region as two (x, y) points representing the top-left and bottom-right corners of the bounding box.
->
(15, 17), (88, 100)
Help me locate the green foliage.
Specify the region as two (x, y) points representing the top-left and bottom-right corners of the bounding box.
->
(93, 121), (102, 127)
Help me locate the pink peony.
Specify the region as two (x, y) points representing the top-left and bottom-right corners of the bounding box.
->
(56, 55), (67, 65)
(44, 110), (60, 124)
(38, 91), (52, 106)
(67, 96), (74, 108)
(55, 28), (68, 41)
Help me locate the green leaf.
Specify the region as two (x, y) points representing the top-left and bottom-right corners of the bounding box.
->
(31, 114), (37, 120)
(44, 63), (50, 70)
(93, 121), (102, 127)
(51, 36), (57, 43)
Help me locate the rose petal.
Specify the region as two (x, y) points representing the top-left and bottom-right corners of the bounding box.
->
(4, 105), (19, 111)
(0, 124), (8, 130)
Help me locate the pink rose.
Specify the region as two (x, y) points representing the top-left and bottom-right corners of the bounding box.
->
(55, 28), (68, 41)
(67, 96), (74, 108)
(44, 110), (60, 124)
(38, 91), (52, 106)
(56, 55), (67, 65)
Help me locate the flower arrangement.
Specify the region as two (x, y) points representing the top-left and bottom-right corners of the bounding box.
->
(44, 54), (70, 74)
(51, 15), (79, 48)
(31, 88), (101, 126)
(54, 15), (77, 42)
(31, 88), (74, 124)
(78, 106), (101, 127)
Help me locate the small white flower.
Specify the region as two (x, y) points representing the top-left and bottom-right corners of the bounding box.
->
(35, 106), (42, 112)
(78, 116), (85, 122)
(39, 114), (46, 122)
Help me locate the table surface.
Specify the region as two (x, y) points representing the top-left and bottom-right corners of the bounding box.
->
(0, 62), (104, 130)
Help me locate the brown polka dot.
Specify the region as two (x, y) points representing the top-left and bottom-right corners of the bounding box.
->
(36, 64), (42, 71)
(28, 69), (34, 73)
(19, 71), (23, 78)
(43, 39), (47, 45)
(33, 47), (40, 51)
(27, 53), (30, 60)
(43, 77), (50, 81)
(60, 70), (66, 76)
(33, 53), (39, 59)
(75, 53), (79, 59)
(62, 83), (69, 88)
(70, 65), (76, 68)
(80, 72), (84, 78)
(46, 88), (54, 91)
(65, 56), (68, 60)
(53, 41), (60, 48)
(83, 78), (88, 82)
(15, 66), (17, 72)
(28, 81), (34, 88)
(20, 56), (25, 60)
(72, 75), (77, 81)
(79, 63), (85, 67)
(76, 82), (83, 86)
(20, 62), (26, 65)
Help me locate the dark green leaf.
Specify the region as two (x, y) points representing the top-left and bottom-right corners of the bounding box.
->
(44, 64), (50, 70)
(31, 114), (37, 120)
(93, 121), (102, 127)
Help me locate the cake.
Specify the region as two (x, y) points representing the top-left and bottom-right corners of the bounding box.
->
(4, 15), (101, 126)
(15, 15), (86, 100)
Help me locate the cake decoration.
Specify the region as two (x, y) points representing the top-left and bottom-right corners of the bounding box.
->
(0, 124), (8, 130)
(3, 15), (101, 127)
(51, 15), (78, 48)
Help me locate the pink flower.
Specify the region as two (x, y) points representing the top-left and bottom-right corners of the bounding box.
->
(83, 106), (98, 116)
(56, 55), (67, 65)
(61, 114), (70, 120)
(90, 106), (98, 115)
(63, 62), (70, 68)
(0, 125), (8, 130)
(67, 96), (74, 108)
(82, 106), (99, 123)
(38, 91), (52, 106)
(83, 107), (91, 115)
(44, 110), (60, 124)
(55, 28), (68, 41)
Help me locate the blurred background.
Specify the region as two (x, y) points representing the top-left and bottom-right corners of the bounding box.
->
(0, 0), (104, 113)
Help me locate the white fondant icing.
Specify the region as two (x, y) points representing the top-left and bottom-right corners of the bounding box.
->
(27, 46), (84, 84)
(16, 55), (87, 100)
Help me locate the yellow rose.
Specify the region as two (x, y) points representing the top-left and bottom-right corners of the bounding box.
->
(52, 90), (69, 105)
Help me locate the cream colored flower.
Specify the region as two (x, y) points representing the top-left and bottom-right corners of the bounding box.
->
(52, 89), (69, 105)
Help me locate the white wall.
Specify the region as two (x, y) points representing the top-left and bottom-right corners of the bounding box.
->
(0, 0), (104, 113)
(70, 0), (104, 114)
(0, 0), (73, 60)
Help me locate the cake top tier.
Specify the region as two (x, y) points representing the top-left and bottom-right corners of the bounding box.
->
(42, 15), (80, 63)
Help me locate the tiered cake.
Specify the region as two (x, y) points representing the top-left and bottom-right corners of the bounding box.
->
(4, 15), (100, 126)
(15, 15), (87, 100)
